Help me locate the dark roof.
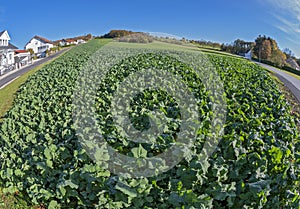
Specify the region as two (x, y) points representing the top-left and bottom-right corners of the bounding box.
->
(0, 30), (5, 37)
(33, 35), (53, 44)
(0, 43), (18, 50)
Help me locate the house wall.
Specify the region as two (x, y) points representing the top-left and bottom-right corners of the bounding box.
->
(0, 31), (14, 68)
(0, 31), (10, 47)
(6, 51), (14, 65)
(0, 54), (5, 66)
(25, 38), (41, 53)
(14, 52), (31, 69)
(59, 41), (66, 46)
(245, 51), (252, 60)
(0, 39), (9, 46)
(0, 50), (14, 66)
(25, 38), (53, 54)
(76, 39), (86, 44)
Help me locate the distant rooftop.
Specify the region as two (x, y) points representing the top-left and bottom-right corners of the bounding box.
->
(33, 35), (53, 44)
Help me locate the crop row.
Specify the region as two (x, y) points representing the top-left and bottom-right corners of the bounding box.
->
(0, 40), (298, 208)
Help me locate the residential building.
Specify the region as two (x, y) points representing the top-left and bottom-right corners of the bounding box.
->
(286, 57), (300, 71)
(76, 39), (86, 44)
(57, 39), (67, 46)
(14, 50), (31, 69)
(66, 39), (76, 45)
(25, 35), (54, 55)
(54, 34), (91, 47)
(245, 50), (252, 60)
(0, 30), (18, 74)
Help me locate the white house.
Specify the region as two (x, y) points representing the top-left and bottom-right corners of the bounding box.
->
(76, 39), (86, 44)
(56, 39), (76, 46)
(54, 36), (87, 47)
(25, 35), (54, 55)
(14, 50), (31, 69)
(57, 39), (67, 46)
(66, 39), (76, 45)
(0, 30), (18, 73)
(245, 50), (252, 60)
(286, 57), (300, 71)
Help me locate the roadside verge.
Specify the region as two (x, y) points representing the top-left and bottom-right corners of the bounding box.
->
(0, 49), (69, 120)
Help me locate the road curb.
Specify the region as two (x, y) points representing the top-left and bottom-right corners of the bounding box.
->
(0, 48), (69, 89)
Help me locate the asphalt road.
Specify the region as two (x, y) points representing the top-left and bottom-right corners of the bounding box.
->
(0, 48), (68, 89)
(255, 62), (300, 103)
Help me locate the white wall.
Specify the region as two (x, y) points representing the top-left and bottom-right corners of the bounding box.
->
(245, 51), (252, 60)
(7, 51), (14, 65)
(25, 38), (40, 53)
(0, 39), (9, 46)
(0, 31), (14, 68)
(0, 31), (10, 46)
(25, 38), (53, 54)
(0, 50), (14, 66)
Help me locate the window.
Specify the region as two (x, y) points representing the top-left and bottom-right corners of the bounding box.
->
(9, 54), (12, 60)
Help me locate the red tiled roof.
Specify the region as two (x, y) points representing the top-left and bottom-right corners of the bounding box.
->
(51, 34), (92, 45)
(15, 50), (28, 54)
(53, 40), (61, 44)
(34, 35), (53, 44)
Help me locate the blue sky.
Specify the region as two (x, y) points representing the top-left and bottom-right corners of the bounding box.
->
(0, 0), (299, 57)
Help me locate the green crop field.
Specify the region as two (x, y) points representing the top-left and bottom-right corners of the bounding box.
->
(0, 39), (299, 208)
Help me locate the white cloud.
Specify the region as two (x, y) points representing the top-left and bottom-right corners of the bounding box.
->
(273, 14), (300, 35)
(286, 37), (300, 46)
(266, 0), (300, 16)
(275, 25), (290, 34)
(265, 0), (300, 35)
(263, 0), (300, 56)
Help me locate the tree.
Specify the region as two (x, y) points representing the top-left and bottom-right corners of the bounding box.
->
(232, 39), (253, 54)
(102, 30), (137, 38)
(86, 34), (92, 40)
(191, 40), (221, 49)
(270, 49), (286, 67)
(221, 43), (234, 53)
(253, 35), (287, 67)
(253, 35), (267, 58)
(27, 48), (34, 55)
(233, 39), (244, 54)
(260, 40), (272, 60)
(283, 48), (293, 59)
